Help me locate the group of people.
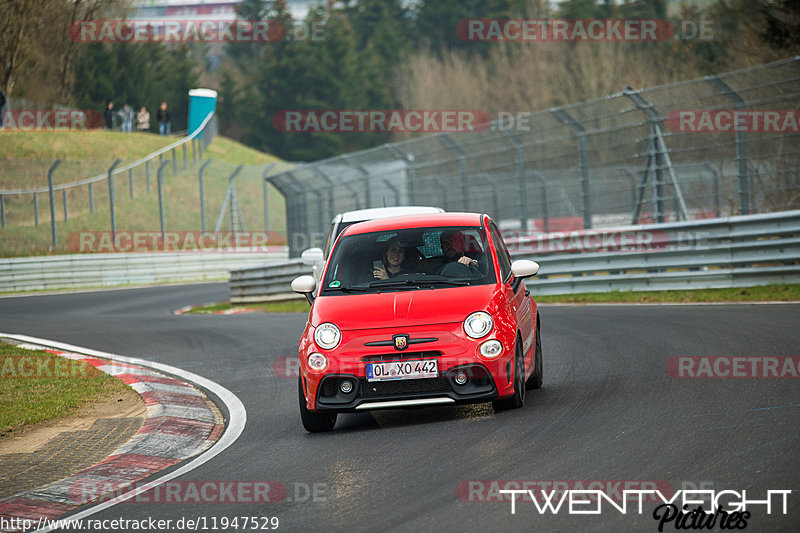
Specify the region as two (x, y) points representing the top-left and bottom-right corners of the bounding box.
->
(103, 101), (171, 135)
(372, 230), (480, 280)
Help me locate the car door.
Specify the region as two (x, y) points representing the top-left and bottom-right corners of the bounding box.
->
(489, 221), (534, 369)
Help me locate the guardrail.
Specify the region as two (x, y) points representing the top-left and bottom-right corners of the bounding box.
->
(0, 249), (288, 293)
(228, 210), (800, 302)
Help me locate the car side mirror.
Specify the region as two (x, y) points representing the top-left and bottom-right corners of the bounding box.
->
(301, 248), (324, 266)
(510, 260), (539, 293)
(292, 275), (317, 305)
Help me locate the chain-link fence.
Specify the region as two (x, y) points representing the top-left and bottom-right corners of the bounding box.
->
(267, 57), (800, 257)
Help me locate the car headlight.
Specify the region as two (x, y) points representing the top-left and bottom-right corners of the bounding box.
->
(307, 353), (328, 372)
(464, 311), (493, 339)
(480, 340), (503, 359)
(314, 323), (341, 349)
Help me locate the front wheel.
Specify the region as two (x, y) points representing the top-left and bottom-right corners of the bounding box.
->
(526, 313), (543, 390)
(298, 378), (337, 432)
(493, 341), (525, 411)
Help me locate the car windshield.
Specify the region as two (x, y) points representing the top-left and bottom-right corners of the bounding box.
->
(320, 226), (496, 295)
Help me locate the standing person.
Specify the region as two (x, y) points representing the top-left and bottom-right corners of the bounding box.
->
(103, 101), (115, 130)
(157, 101), (171, 136)
(119, 103), (134, 133)
(0, 88), (6, 127)
(136, 106), (150, 131)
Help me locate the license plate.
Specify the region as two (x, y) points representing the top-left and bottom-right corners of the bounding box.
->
(366, 359), (438, 382)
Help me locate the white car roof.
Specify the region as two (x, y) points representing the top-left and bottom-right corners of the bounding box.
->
(339, 206), (444, 223)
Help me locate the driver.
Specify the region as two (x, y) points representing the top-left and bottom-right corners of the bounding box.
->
(430, 229), (479, 274)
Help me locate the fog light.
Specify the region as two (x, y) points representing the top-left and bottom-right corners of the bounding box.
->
(340, 380), (353, 393)
(454, 371), (468, 385)
(307, 352), (328, 372)
(480, 340), (503, 359)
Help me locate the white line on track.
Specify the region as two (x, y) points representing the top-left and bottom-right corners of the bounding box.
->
(0, 333), (247, 533)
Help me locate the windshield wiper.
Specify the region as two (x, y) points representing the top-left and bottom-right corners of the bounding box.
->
(369, 279), (424, 289)
(324, 285), (371, 293)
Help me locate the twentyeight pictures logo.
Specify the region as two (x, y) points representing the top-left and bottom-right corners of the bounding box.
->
(273, 110), (492, 133)
(69, 20), (286, 43)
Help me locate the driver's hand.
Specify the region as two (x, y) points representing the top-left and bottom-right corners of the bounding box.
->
(457, 256), (476, 267)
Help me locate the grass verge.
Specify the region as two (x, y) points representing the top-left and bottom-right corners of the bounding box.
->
(183, 284), (800, 314)
(0, 341), (130, 436)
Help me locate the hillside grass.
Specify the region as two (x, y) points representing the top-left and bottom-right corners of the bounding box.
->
(0, 130), (289, 257)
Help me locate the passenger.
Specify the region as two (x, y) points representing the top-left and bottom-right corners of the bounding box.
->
(373, 237), (416, 279)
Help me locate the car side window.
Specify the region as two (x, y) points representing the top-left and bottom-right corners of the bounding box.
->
(489, 223), (512, 282)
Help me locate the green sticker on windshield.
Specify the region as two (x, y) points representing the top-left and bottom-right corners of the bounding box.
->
(329, 280), (341, 288)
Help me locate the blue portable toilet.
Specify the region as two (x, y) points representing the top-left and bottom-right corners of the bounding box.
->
(188, 88), (218, 138)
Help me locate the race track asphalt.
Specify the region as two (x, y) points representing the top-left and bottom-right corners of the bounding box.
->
(1, 283), (798, 532)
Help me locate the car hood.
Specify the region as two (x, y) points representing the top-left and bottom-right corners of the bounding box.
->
(310, 284), (500, 330)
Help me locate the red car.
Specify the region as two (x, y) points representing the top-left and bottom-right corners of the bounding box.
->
(291, 212), (542, 432)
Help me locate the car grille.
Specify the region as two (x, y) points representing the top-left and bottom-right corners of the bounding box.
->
(359, 377), (451, 398)
(361, 351), (441, 362)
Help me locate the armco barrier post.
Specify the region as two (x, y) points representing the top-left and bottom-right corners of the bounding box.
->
(157, 160), (170, 239)
(107, 159), (121, 239)
(199, 159), (212, 233)
(48, 159), (62, 247)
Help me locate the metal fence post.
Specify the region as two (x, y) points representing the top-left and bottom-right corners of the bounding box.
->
(552, 109), (592, 229)
(183, 143), (187, 171)
(62, 190), (68, 222)
(439, 134), (469, 211)
(500, 130), (528, 230)
(129, 167), (134, 199)
(172, 147), (177, 176)
(0, 195), (5, 228)
(48, 160), (62, 247)
(703, 163), (722, 218)
(198, 159), (212, 233)
(706, 76), (750, 215)
(228, 165), (243, 233)
(623, 87), (689, 224)
(146, 159), (151, 192)
(107, 159), (121, 239)
(386, 144), (414, 204)
(33, 192), (39, 227)
(157, 160), (170, 239)
(192, 138), (197, 164)
(262, 163), (276, 232)
(312, 167), (336, 227)
(529, 171), (549, 233)
(89, 182), (94, 214)
(343, 156), (371, 209)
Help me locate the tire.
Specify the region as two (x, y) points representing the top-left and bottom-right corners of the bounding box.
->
(493, 340), (525, 411)
(298, 378), (337, 432)
(526, 313), (543, 390)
